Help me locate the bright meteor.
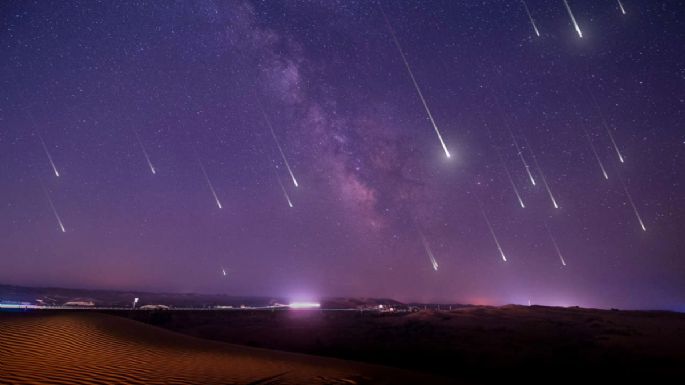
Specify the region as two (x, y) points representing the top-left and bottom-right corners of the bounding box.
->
(481, 209), (507, 262)
(260, 108), (299, 188)
(617, 0), (626, 15)
(37, 134), (60, 177)
(197, 157), (222, 209)
(563, 0), (583, 38)
(43, 186), (65, 233)
(419, 231), (439, 271)
(134, 130), (156, 175)
(379, 2), (451, 158)
(521, 0), (540, 37)
(618, 175), (647, 231)
(275, 171), (294, 208)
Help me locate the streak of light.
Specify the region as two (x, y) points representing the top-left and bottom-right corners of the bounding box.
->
(379, 2), (451, 158)
(480, 209), (508, 262)
(275, 171), (294, 208)
(586, 86), (624, 163)
(493, 94), (536, 186)
(617, 174), (647, 231)
(419, 231), (439, 271)
(524, 136), (559, 209)
(221, 266), (227, 276)
(134, 130), (156, 175)
(521, 0), (540, 37)
(259, 107), (299, 187)
(545, 223), (567, 266)
(617, 0), (626, 15)
(563, 0), (583, 38)
(37, 134), (60, 177)
(197, 156), (222, 209)
(573, 104), (609, 180)
(496, 148), (526, 208)
(43, 186), (65, 232)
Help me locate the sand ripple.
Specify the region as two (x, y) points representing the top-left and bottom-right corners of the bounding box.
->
(0, 312), (446, 385)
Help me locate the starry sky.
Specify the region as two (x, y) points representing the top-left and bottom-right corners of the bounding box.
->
(1, 0), (684, 310)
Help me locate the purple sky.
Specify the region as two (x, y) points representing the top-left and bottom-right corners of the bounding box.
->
(1, 0), (683, 310)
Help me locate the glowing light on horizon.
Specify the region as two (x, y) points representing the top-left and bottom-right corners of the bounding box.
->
(288, 302), (321, 309)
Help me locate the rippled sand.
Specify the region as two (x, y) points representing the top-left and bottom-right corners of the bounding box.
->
(0, 312), (449, 385)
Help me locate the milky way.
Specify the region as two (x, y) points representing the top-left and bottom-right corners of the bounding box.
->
(1, 0), (683, 310)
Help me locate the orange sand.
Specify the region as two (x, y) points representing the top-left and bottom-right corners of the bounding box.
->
(0, 312), (450, 384)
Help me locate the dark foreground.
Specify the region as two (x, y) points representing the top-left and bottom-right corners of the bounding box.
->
(2, 306), (685, 384)
(114, 305), (685, 383)
(0, 311), (448, 385)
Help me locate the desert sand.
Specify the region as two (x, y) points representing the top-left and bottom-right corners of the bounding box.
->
(0, 312), (450, 385)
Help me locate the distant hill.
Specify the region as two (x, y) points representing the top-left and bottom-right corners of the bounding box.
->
(0, 284), (406, 309)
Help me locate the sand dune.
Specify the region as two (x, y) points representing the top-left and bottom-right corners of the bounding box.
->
(0, 312), (450, 385)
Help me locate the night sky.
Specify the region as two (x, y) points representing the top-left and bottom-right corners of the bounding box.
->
(1, 0), (683, 310)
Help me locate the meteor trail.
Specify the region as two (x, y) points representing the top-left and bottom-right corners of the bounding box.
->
(572, 101), (609, 180)
(259, 108), (299, 187)
(521, 0), (540, 37)
(419, 231), (439, 271)
(43, 186), (65, 232)
(584, 128), (609, 180)
(221, 266), (227, 276)
(134, 130), (156, 175)
(562, 0), (583, 38)
(197, 156), (222, 209)
(481, 208), (507, 262)
(586, 86), (625, 163)
(618, 174), (647, 231)
(496, 147), (526, 208)
(524, 136), (559, 209)
(275, 171), (294, 208)
(37, 134), (60, 177)
(506, 120), (536, 186)
(617, 0), (626, 15)
(545, 223), (567, 266)
(379, 2), (451, 158)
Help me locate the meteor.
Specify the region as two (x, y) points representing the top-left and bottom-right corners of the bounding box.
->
(221, 266), (227, 276)
(379, 2), (451, 158)
(586, 86), (625, 163)
(419, 231), (439, 271)
(134, 130), (156, 175)
(480, 209), (507, 262)
(562, 0), (583, 38)
(521, 0), (540, 37)
(197, 157), (222, 209)
(275, 171), (294, 208)
(573, 103), (609, 180)
(584, 129), (610, 180)
(497, 148), (526, 208)
(618, 175), (647, 231)
(259, 108), (299, 187)
(43, 186), (65, 232)
(494, 98), (536, 186)
(511, 128), (536, 187)
(37, 134), (60, 177)
(524, 136), (559, 209)
(545, 223), (567, 266)
(617, 0), (626, 15)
